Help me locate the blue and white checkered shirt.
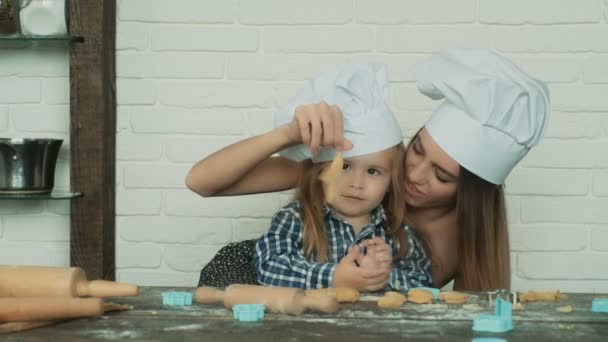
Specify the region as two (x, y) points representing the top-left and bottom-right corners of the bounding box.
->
(254, 201), (432, 290)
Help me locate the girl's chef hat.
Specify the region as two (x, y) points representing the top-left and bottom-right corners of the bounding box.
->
(413, 49), (550, 185)
(275, 63), (403, 163)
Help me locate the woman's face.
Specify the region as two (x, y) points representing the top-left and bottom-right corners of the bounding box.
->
(404, 128), (460, 209)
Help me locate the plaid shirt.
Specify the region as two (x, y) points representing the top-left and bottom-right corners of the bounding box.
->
(254, 201), (432, 290)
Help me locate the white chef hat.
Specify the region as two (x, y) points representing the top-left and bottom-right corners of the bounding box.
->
(275, 63), (403, 163)
(412, 49), (550, 185)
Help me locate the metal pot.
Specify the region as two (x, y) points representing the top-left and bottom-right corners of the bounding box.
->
(0, 138), (62, 194)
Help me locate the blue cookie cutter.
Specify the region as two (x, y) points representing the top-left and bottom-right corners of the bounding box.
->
(592, 298), (608, 313)
(472, 298), (513, 333)
(233, 304), (265, 322)
(162, 291), (193, 306)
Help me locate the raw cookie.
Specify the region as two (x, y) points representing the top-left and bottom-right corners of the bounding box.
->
(319, 152), (343, 204)
(407, 289), (433, 304)
(463, 303), (484, 311)
(439, 291), (469, 304)
(305, 287), (359, 303)
(384, 291), (407, 303)
(377, 296), (404, 309)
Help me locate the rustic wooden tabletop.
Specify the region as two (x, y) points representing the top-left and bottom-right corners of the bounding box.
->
(4, 287), (608, 341)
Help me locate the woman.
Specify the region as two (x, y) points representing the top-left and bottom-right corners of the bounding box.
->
(186, 49), (550, 291)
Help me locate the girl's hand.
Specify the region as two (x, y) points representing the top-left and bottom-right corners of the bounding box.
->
(283, 101), (354, 156)
(358, 237), (393, 267)
(333, 246), (390, 292)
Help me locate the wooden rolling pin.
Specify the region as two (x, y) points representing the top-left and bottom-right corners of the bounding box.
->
(0, 266), (139, 298)
(195, 284), (338, 315)
(0, 297), (103, 322)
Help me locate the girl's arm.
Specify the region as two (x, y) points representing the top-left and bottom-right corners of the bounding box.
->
(185, 102), (351, 197)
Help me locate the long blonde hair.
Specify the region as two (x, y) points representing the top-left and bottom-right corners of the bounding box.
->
(296, 144), (408, 262)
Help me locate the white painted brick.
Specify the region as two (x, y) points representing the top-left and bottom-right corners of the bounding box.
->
(510, 224), (587, 251)
(116, 133), (162, 161)
(52, 159), (70, 191)
(391, 83), (435, 111)
(116, 79), (156, 105)
(480, 0), (601, 24)
(505, 168), (589, 196)
(544, 112), (606, 139)
(130, 107), (247, 135)
(344, 54), (428, 82)
(551, 84), (608, 111)
(247, 110), (274, 136)
(164, 136), (245, 163)
(47, 201), (69, 215)
(0, 78), (40, 104)
(506, 195), (521, 224)
(377, 27), (489, 53)
(3, 215), (69, 241)
(123, 163), (191, 188)
(522, 141), (608, 169)
(117, 106), (130, 133)
(264, 27), (374, 53)
(120, 216), (232, 244)
(120, 0), (235, 23)
(116, 22), (149, 51)
(227, 55), (350, 81)
(164, 190), (280, 218)
(0, 241), (68, 266)
(11, 105), (69, 133)
(590, 226), (608, 251)
(232, 218), (270, 241)
(0, 48), (68, 77)
(273, 82), (306, 108)
(117, 52), (224, 79)
(583, 55), (608, 83)
(43, 78), (69, 104)
(511, 278), (608, 293)
(356, 0), (475, 24)
(0, 201), (44, 215)
(240, 0), (351, 24)
(158, 81), (274, 108)
(116, 243), (162, 268)
(151, 26), (259, 52)
(522, 197), (608, 224)
(164, 244), (223, 272)
(116, 190), (162, 215)
(593, 170), (608, 196)
(518, 252), (608, 279)
(508, 55), (580, 83)
(490, 26), (608, 53)
(117, 270), (198, 287)
(0, 106), (8, 131)
(0, 217), (3, 237)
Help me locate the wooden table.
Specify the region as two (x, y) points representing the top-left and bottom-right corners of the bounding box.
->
(4, 287), (608, 341)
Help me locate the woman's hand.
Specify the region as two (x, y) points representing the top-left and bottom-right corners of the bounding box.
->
(283, 101), (354, 156)
(333, 246), (390, 292)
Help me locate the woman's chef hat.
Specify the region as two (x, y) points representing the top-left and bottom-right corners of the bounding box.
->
(413, 49), (550, 185)
(275, 63), (403, 163)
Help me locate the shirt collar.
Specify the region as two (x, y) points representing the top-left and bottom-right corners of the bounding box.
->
(323, 204), (388, 227)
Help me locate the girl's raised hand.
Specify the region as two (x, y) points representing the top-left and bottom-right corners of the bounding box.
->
(284, 101), (354, 156)
(333, 246), (390, 292)
(358, 237), (393, 266)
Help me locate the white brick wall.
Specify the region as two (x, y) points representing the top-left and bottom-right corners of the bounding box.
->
(1, 0), (607, 292)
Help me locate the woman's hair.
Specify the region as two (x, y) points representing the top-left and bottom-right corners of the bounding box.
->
(295, 143), (408, 262)
(456, 168), (510, 291)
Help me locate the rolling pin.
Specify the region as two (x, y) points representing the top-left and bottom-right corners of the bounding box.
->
(0, 297), (104, 322)
(195, 284), (338, 315)
(0, 265), (139, 298)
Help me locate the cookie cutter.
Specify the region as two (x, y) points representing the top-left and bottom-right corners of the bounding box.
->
(161, 291), (193, 306)
(592, 298), (608, 313)
(487, 289), (518, 307)
(472, 298), (513, 333)
(233, 304), (265, 322)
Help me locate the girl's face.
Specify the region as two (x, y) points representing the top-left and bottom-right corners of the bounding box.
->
(404, 128), (460, 209)
(323, 148), (394, 222)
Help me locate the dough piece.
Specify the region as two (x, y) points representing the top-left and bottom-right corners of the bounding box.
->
(384, 291), (407, 303)
(438, 291), (469, 304)
(305, 287), (359, 303)
(462, 303), (484, 311)
(512, 303), (525, 311)
(319, 152), (343, 204)
(557, 305), (573, 313)
(519, 289), (563, 303)
(519, 291), (536, 303)
(377, 296), (404, 309)
(407, 289), (433, 304)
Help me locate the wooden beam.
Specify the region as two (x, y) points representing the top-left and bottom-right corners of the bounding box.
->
(69, 0), (116, 280)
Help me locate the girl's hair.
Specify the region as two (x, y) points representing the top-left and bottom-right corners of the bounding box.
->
(456, 168), (510, 291)
(295, 143), (408, 262)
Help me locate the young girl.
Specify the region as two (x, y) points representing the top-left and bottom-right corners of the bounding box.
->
(254, 64), (432, 291)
